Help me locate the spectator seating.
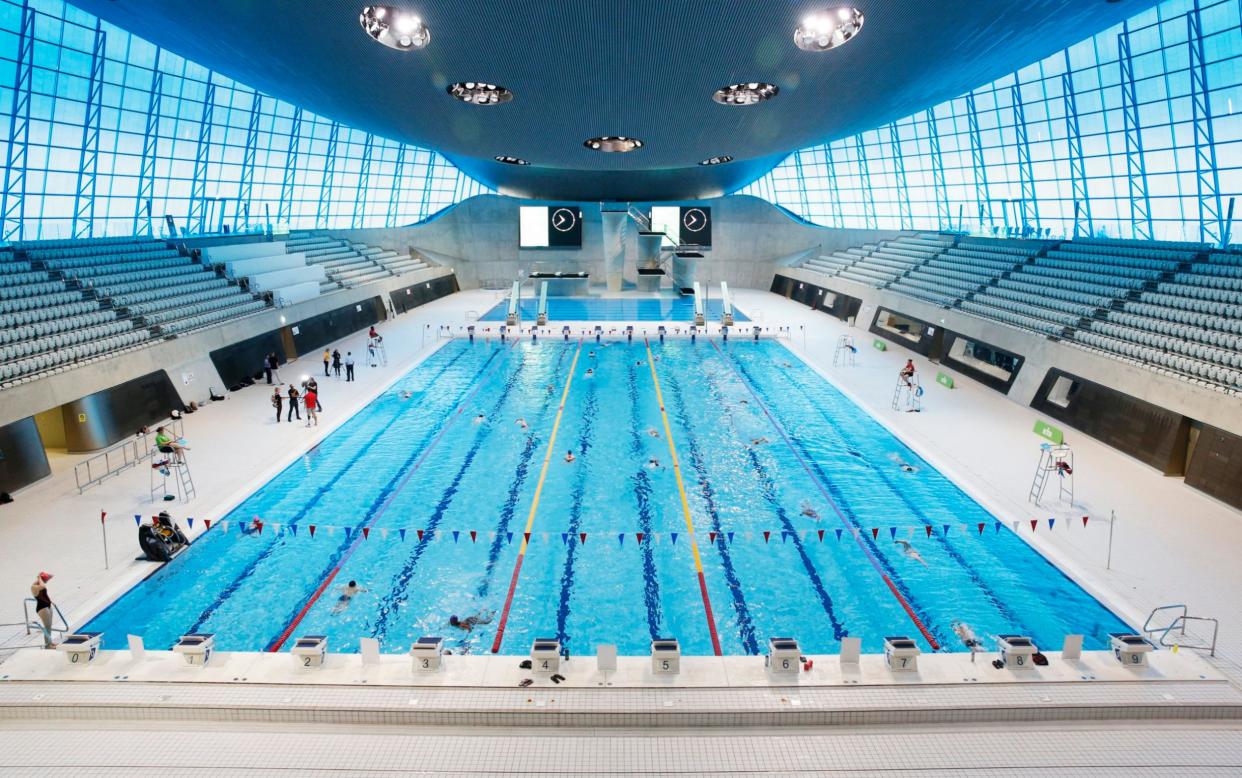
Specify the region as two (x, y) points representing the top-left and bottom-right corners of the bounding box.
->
(285, 232), (431, 291)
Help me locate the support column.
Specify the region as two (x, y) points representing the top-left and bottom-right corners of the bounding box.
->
(601, 210), (628, 292)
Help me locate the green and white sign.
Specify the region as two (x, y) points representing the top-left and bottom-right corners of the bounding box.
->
(872, 339), (887, 351)
(936, 371), (954, 389)
(1033, 419), (1064, 444)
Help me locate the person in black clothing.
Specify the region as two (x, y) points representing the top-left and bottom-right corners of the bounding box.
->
(272, 386), (283, 423)
(345, 352), (355, 382)
(332, 349), (342, 378)
(267, 353), (282, 384)
(287, 384), (301, 422)
(264, 355), (273, 385)
(307, 378), (323, 412)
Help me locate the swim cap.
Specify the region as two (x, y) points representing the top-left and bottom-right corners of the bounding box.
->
(449, 615), (459, 625)
(38, 572), (52, 582)
(348, 580), (356, 587)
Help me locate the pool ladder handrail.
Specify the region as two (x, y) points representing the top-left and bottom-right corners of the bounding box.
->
(22, 597), (71, 643)
(1143, 604), (1218, 657)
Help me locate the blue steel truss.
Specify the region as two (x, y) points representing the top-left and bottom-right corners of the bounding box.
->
(1, 1), (34, 241)
(316, 121), (340, 229)
(133, 48), (163, 237)
(791, 150), (813, 221)
(964, 91), (991, 228)
(1011, 77), (1040, 234)
(72, 20), (105, 239)
(353, 133), (374, 229)
(1062, 50), (1092, 238)
(236, 92), (262, 232)
(1119, 21), (1154, 241)
(925, 108), (950, 231)
(1188, 0), (1223, 246)
(889, 122), (912, 230)
(385, 144), (406, 228)
(418, 151), (436, 220)
(854, 135), (877, 230)
(277, 107), (302, 225)
(186, 74), (215, 235)
(824, 147), (843, 228)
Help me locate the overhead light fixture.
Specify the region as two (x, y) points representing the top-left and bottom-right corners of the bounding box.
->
(359, 6), (430, 51)
(795, 7), (864, 52)
(712, 82), (778, 106)
(448, 82), (513, 105)
(583, 136), (644, 152)
(494, 155), (529, 165)
(699, 155), (734, 166)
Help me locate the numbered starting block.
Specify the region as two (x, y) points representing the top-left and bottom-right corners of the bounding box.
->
(998, 635), (1038, 669)
(531, 638), (562, 673)
(1110, 633), (1154, 667)
(291, 635), (327, 669)
(173, 633), (215, 666)
(651, 638), (681, 674)
(766, 637), (801, 674)
(884, 636), (920, 672)
(58, 632), (103, 665)
(411, 636), (445, 671)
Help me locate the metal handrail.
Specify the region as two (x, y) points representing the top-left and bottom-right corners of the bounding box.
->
(73, 416), (184, 493)
(1143, 604), (1218, 657)
(22, 597), (70, 643)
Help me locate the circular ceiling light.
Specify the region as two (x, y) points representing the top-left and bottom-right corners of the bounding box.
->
(699, 155), (734, 166)
(494, 155), (529, 165)
(712, 82), (779, 106)
(448, 82), (513, 105)
(583, 136), (644, 152)
(795, 7), (864, 52)
(359, 6), (430, 51)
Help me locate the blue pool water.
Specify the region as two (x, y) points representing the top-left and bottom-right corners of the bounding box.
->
(87, 339), (1127, 655)
(480, 297), (749, 322)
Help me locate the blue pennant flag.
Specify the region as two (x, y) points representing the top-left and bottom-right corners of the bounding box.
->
(782, 531), (791, 543)
(561, 532), (569, 545)
(726, 531), (734, 544)
(288, 524), (297, 537)
(670, 532), (678, 545)
(134, 514), (142, 527)
(995, 522), (1003, 533)
(1048, 518), (1056, 530)
(506, 532), (513, 544)
(617, 533), (625, 547)
(452, 530), (460, 543)
(942, 524), (951, 535)
(889, 527), (898, 539)
(835, 528), (843, 541)
(186, 518), (194, 529)
(399, 528), (407, 542)
(343, 527), (352, 539)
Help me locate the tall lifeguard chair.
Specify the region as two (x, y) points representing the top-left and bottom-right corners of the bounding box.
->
(1028, 442), (1073, 505)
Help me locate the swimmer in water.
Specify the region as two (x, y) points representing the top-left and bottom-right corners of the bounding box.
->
(800, 501), (820, 520)
(952, 620), (982, 652)
(516, 417), (528, 430)
(647, 456), (661, 469)
(900, 463), (916, 473)
(564, 450), (575, 463)
(449, 610), (495, 633)
(585, 367), (594, 378)
(636, 360), (645, 366)
(331, 580), (368, 613)
(588, 351), (596, 358)
(750, 436), (769, 446)
(647, 428), (660, 438)
(398, 390), (412, 400)
(473, 413), (485, 424)
(546, 383), (555, 396)
(893, 539), (928, 566)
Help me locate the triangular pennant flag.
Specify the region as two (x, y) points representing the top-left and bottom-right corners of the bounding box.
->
(636, 532), (644, 543)
(1082, 515), (1089, 527)
(453, 530), (460, 543)
(995, 522), (1002, 533)
(817, 529), (825, 542)
(488, 531), (496, 541)
(219, 520), (229, 532)
(801, 530), (809, 541)
(309, 524), (316, 538)
(254, 519), (264, 535)
(871, 528), (879, 539)
(561, 532), (569, 545)
(327, 525), (336, 536)
(781, 531), (790, 543)
(1047, 518), (1056, 530)
(618, 533), (625, 547)
(470, 530), (477, 543)
(362, 527), (370, 540)
(709, 531), (717, 544)
(670, 532), (678, 545)
(889, 527), (898, 539)
(727, 531), (735, 544)
(541, 532), (549, 544)
(524, 532), (531, 543)
(288, 524), (297, 537)
(942, 524), (950, 535)
(835, 528), (843, 541)
(1011, 520), (1019, 532)
(1029, 519), (1038, 531)
(342, 526), (351, 539)
(134, 515), (142, 527)
(507, 532), (514, 544)
(763, 531), (771, 543)
(187, 518), (194, 529)
(398, 528), (406, 542)
(204, 519), (212, 530)
(653, 532), (661, 544)
(579, 532), (587, 544)
(925, 525), (932, 537)
(977, 522), (985, 534)
(380, 528), (389, 540)
(417, 529), (425, 541)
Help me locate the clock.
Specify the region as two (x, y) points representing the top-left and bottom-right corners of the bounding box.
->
(682, 208), (707, 233)
(551, 207), (577, 232)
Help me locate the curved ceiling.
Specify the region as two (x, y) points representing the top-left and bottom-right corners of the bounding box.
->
(77, 0), (1158, 201)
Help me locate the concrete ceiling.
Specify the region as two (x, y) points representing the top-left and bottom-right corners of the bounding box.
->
(75, 0), (1158, 201)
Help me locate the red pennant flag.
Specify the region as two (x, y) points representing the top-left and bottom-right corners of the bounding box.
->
(204, 519), (212, 530)
(579, 532), (587, 544)
(524, 532), (531, 543)
(636, 532), (644, 543)
(308, 524), (316, 537)
(871, 528), (879, 539)
(763, 531), (771, 543)
(100, 510), (106, 525)
(416, 529), (424, 540)
(1030, 519), (1038, 531)
(1082, 515), (1089, 527)
(817, 529), (825, 542)
(362, 527), (370, 540)
(254, 518), (263, 535)
(470, 530), (477, 543)
(925, 525), (933, 537)
(977, 522), (985, 534)
(709, 531), (717, 543)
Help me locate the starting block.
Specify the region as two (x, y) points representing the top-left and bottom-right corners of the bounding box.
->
(766, 637), (800, 674)
(998, 635), (1038, 669)
(884, 636), (920, 672)
(58, 632), (103, 665)
(1110, 633), (1154, 667)
(531, 638), (561, 673)
(651, 638), (681, 674)
(291, 635), (327, 669)
(411, 636), (445, 671)
(173, 633), (215, 666)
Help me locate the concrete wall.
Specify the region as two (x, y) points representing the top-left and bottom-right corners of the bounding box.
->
(0, 266), (453, 430)
(777, 266), (1242, 438)
(327, 194), (902, 292)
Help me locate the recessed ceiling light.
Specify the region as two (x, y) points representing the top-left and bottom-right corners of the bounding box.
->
(795, 7), (864, 52)
(699, 155), (734, 166)
(448, 82), (513, 105)
(583, 136), (644, 152)
(359, 6), (430, 51)
(494, 155), (529, 165)
(712, 83), (779, 106)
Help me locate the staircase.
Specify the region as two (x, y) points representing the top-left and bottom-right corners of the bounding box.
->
(284, 232), (435, 293)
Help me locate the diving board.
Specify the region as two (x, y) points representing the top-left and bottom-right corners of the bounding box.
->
(506, 281), (521, 326)
(720, 281), (734, 326)
(536, 281), (549, 325)
(692, 282), (706, 326)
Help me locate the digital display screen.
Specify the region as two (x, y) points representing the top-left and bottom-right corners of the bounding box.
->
(650, 206), (712, 248)
(519, 205), (583, 248)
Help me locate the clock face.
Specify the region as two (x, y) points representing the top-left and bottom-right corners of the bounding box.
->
(682, 208), (707, 232)
(551, 207), (578, 232)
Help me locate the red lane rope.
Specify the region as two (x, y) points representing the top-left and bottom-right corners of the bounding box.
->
(708, 338), (940, 650)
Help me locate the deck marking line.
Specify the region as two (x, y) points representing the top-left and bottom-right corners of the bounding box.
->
(645, 338), (722, 656)
(709, 338), (940, 651)
(268, 341), (515, 652)
(491, 339), (584, 653)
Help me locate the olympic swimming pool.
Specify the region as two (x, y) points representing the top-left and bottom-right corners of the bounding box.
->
(86, 337), (1128, 656)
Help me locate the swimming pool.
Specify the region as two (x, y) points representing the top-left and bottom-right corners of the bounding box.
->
(86, 338), (1128, 656)
(479, 297), (749, 322)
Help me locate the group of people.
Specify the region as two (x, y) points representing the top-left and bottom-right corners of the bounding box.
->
(273, 378), (322, 426)
(266, 327), (389, 425)
(320, 348), (356, 382)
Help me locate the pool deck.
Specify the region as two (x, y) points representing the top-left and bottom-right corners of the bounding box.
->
(1, 287), (1240, 773)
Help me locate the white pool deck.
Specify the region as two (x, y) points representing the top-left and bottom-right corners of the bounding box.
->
(1, 287), (1240, 773)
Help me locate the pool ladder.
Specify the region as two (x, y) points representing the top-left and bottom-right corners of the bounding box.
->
(833, 335), (856, 367)
(1143, 604), (1218, 656)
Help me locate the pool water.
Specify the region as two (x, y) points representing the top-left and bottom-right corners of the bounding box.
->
(480, 297), (749, 322)
(86, 338), (1128, 656)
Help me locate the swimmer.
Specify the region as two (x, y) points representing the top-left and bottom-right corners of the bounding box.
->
(398, 390), (412, 400)
(647, 457), (661, 470)
(546, 383), (555, 395)
(952, 620), (982, 652)
(750, 436), (769, 446)
(331, 580), (368, 613)
(585, 367), (594, 378)
(899, 463), (916, 473)
(588, 351), (596, 358)
(893, 539), (928, 566)
(800, 501), (820, 520)
(647, 428), (660, 438)
(473, 413), (485, 424)
(635, 360), (644, 366)
(516, 417), (528, 430)
(564, 450), (575, 463)
(449, 609), (495, 632)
